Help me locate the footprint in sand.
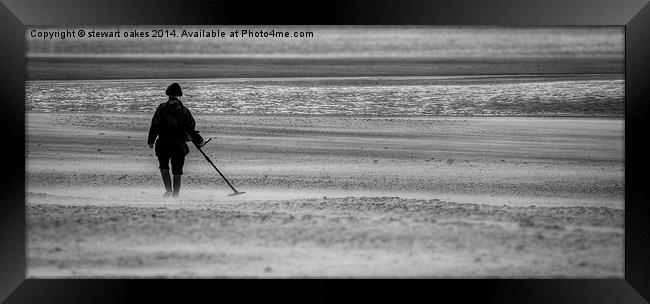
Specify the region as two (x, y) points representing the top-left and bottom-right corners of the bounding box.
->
(446, 159), (454, 165)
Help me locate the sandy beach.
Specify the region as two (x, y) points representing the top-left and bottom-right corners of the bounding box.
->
(26, 112), (624, 277)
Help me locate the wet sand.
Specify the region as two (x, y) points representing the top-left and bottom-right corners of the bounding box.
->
(26, 112), (624, 277)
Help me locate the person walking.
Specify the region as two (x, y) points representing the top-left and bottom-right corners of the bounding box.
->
(147, 83), (205, 198)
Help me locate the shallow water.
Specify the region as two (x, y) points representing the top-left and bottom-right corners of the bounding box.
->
(26, 75), (624, 116)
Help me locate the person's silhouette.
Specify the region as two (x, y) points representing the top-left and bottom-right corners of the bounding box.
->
(147, 83), (204, 198)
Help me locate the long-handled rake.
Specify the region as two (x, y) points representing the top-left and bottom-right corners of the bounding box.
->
(195, 138), (245, 196)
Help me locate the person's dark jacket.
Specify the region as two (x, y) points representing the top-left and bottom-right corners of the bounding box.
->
(147, 98), (203, 156)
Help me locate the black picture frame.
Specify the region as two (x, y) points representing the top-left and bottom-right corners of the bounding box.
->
(2, 0), (649, 303)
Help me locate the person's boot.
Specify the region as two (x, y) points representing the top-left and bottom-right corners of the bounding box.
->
(161, 169), (173, 197)
(172, 174), (182, 198)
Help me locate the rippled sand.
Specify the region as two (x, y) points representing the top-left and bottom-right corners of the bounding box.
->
(26, 113), (624, 277)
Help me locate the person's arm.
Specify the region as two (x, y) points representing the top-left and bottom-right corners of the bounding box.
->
(147, 105), (161, 148)
(183, 108), (204, 146)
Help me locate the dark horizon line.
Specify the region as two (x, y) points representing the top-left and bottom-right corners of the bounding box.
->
(25, 72), (625, 82)
(25, 54), (625, 61)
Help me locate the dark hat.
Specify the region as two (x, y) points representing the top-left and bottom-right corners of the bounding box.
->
(165, 83), (183, 96)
